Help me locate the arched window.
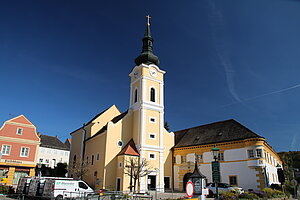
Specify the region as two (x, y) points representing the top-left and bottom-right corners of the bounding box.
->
(91, 155), (94, 165)
(150, 88), (155, 102)
(134, 89), (138, 103)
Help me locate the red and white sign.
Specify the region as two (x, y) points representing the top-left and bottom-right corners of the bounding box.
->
(186, 181), (194, 198)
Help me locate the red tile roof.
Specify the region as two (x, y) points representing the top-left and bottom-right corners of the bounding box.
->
(118, 139), (139, 156)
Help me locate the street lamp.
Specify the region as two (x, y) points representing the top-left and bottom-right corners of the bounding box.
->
(212, 145), (220, 161)
(211, 145), (220, 200)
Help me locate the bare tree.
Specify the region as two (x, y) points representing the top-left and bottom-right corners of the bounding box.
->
(124, 157), (152, 192)
(69, 156), (89, 180)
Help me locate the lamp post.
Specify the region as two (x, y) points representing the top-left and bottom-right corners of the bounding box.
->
(211, 145), (220, 200)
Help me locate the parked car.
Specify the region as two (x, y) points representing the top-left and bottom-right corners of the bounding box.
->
(206, 182), (244, 194)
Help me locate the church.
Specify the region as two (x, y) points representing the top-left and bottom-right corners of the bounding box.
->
(69, 18), (282, 192)
(69, 18), (174, 192)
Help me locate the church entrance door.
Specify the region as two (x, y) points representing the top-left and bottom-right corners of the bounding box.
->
(148, 175), (156, 190)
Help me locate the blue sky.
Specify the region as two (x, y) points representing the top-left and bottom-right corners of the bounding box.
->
(0, 0), (299, 152)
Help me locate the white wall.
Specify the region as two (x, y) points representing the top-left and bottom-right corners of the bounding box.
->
(38, 147), (70, 168)
(175, 148), (263, 191)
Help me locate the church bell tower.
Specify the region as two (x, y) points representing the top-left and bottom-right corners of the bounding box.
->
(129, 16), (166, 192)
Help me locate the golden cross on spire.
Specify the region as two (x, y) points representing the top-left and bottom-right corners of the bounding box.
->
(146, 15), (151, 26)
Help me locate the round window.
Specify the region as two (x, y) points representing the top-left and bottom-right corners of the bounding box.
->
(117, 140), (123, 147)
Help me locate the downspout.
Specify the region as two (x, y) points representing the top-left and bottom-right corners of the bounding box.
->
(80, 123), (87, 179)
(172, 148), (175, 191)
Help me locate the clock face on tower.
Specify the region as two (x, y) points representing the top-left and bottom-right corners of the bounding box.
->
(149, 68), (157, 77)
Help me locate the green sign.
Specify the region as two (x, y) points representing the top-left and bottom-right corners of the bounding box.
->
(212, 161), (220, 183)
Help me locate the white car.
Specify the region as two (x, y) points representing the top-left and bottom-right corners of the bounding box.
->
(206, 183), (244, 194)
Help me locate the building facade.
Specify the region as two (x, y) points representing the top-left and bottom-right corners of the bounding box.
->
(0, 115), (40, 186)
(38, 135), (70, 169)
(173, 119), (282, 191)
(69, 22), (174, 192)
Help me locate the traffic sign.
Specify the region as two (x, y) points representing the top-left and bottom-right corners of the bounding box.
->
(202, 188), (209, 196)
(186, 181), (194, 198)
(291, 179), (298, 187)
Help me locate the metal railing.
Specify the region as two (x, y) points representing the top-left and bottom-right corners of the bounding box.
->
(10, 188), (187, 200)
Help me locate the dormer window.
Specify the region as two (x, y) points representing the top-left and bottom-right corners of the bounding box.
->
(16, 128), (23, 135)
(150, 88), (155, 102)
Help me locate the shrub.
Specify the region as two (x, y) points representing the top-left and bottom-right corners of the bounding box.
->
(262, 188), (276, 198)
(238, 192), (260, 200)
(262, 188), (284, 198)
(249, 190), (266, 198)
(0, 185), (12, 194)
(219, 190), (239, 200)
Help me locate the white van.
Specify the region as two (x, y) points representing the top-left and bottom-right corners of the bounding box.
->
(43, 179), (94, 200)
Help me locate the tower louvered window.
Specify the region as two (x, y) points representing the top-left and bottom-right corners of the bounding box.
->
(150, 88), (155, 102)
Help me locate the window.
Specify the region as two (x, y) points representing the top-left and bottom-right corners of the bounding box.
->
(65, 152), (68, 156)
(149, 117), (156, 123)
(53, 150), (57, 155)
(86, 156), (89, 164)
(134, 89), (138, 103)
(91, 155), (94, 165)
(16, 128), (23, 135)
(41, 148), (45, 153)
(96, 153), (100, 161)
(149, 153), (155, 160)
(218, 152), (224, 161)
(248, 150), (254, 158)
(150, 88), (155, 102)
(256, 149), (262, 158)
(46, 159), (49, 163)
(118, 161), (122, 168)
(181, 156), (186, 163)
(39, 158), (43, 163)
(1, 145), (11, 155)
(197, 154), (203, 162)
(149, 133), (156, 139)
(79, 182), (88, 189)
(229, 176), (237, 186)
(20, 147), (29, 157)
(117, 140), (123, 147)
(52, 159), (56, 167)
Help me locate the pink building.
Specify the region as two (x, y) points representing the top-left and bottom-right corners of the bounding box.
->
(0, 115), (40, 186)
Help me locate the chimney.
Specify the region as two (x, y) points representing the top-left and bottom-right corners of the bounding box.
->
(56, 135), (58, 138)
(37, 132), (41, 137)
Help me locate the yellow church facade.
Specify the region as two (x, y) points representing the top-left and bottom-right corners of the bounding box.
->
(69, 22), (174, 192)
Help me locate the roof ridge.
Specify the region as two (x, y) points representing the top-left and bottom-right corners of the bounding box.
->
(175, 119), (236, 133)
(70, 105), (119, 135)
